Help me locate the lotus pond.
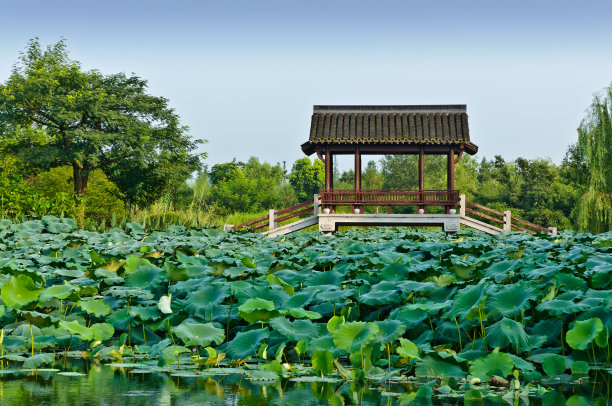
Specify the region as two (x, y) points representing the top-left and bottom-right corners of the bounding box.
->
(0, 217), (610, 405)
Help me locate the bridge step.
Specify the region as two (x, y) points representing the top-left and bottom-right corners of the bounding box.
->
(460, 215), (502, 235)
(262, 216), (319, 237)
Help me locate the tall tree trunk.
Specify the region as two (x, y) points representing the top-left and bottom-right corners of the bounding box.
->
(72, 163), (89, 228)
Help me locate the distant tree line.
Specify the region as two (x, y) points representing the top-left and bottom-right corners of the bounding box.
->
(0, 39), (610, 233)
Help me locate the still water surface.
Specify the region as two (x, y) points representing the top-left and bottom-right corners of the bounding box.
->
(0, 364), (610, 406)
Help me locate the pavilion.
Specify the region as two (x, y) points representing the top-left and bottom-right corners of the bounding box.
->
(300, 105), (478, 214)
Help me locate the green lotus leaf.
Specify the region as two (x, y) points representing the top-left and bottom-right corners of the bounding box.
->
(59, 320), (93, 340)
(39, 283), (79, 302)
(448, 283), (486, 318)
(537, 299), (587, 316)
(469, 352), (514, 380)
(415, 355), (465, 378)
(326, 315), (345, 334)
(123, 256), (153, 273)
(556, 273), (587, 291)
(312, 350), (334, 377)
(358, 281), (402, 306)
(482, 260), (519, 282)
(266, 274), (294, 296)
(487, 283), (536, 318)
(157, 345), (190, 366)
(595, 326), (609, 348)
(125, 266), (166, 291)
(238, 298), (281, 323)
(128, 306), (161, 322)
(464, 389), (483, 401)
(269, 317), (322, 342)
(283, 289), (318, 309)
(23, 353), (55, 369)
(542, 354), (566, 376)
(485, 318), (530, 352)
(397, 338), (420, 360)
(571, 360), (589, 375)
(181, 285), (229, 316)
(164, 259), (189, 282)
(566, 317), (604, 350)
(332, 321), (379, 354)
(79, 299), (110, 317)
(1, 274), (43, 308)
(91, 323), (115, 341)
(374, 320), (406, 346)
(507, 354), (535, 372)
(173, 322), (225, 347)
(225, 328), (268, 360)
(288, 308), (322, 320)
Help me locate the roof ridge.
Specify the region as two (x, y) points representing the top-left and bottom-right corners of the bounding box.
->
(313, 105), (466, 113)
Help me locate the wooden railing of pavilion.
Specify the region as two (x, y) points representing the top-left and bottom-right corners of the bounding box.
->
(232, 200), (315, 231)
(461, 198), (555, 234)
(320, 189), (459, 210)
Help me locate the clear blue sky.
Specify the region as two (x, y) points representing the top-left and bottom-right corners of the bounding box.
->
(1, 0), (611, 169)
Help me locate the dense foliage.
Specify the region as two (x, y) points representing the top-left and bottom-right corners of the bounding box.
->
(0, 39), (202, 222)
(0, 219), (610, 397)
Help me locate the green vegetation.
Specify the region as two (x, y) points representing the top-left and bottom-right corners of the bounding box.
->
(0, 219), (609, 399)
(0, 39), (610, 234)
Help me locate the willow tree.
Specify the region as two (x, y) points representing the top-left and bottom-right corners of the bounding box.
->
(575, 85), (612, 234)
(0, 39), (202, 222)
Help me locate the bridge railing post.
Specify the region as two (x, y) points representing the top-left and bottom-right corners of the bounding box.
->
(269, 209), (277, 231)
(459, 194), (466, 217)
(548, 226), (558, 236)
(503, 210), (512, 232)
(313, 194), (320, 215)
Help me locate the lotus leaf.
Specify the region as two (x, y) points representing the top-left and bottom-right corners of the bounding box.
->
(269, 317), (322, 342)
(79, 299), (110, 317)
(123, 256), (153, 273)
(566, 317), (604, 350)
(91, 323), (114, 341)
(288, 308), (322, 320)
(23, 353), (55, 369)
(158, 294), (172, 314)
(397, 338), (420, 360)
(157, 345), (190, 366)
(485, 318), (531, 352)
(542, 354), (566, 376)
(39, 284), (79, 302)
(374, 320), (406, 346)
(59, 320), (93, 340)
(173, 322), (225, 347)
(469, 352), (514, 380)
(225, 328), (268, 359)
(1, 274), (43, 308)
(332, 321), (379, 354)
(487, 283), (536, 318)
(238, 298), (280, 323)
(312, 350), (334, 376)
(415, 356), (465, 378)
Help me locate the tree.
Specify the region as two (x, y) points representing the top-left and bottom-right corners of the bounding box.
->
(0, 39), (202, 220)
(574, 85), (612, 233)
(288, 158), (325, 202)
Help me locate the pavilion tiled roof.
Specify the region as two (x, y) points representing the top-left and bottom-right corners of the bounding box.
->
(303, 105), (478, 154)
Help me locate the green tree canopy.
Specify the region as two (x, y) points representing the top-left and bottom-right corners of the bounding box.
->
(574, 85), (612, 233)
(0, 39), (202, 208)
(288, 157), (325, 202)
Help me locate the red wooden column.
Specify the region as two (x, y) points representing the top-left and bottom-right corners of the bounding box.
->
(446, 147), (455, 214)
(324, 146), (332, 190)
(418, 147), (425, 213)
(354, 145), (361, 213)
(324, 146), (334, 212)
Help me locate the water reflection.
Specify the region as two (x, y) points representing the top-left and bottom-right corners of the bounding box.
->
(0, 361), (609, 405)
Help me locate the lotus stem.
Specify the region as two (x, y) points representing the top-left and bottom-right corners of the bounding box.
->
(142, 324), (146, 346)
(387, 343), (391, 374)
(226, 302), (233, 342)
(454, 316), (462, 352)
(30, 323), (34, 356)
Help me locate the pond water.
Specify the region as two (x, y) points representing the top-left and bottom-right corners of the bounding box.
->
(0, 363), (610, 406)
